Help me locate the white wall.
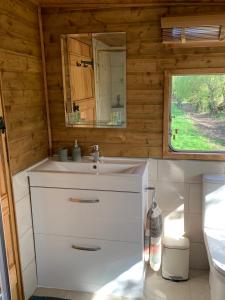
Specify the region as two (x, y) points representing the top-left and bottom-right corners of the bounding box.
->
(12, 160), (47, 299)
(93, 39), (126, 124)
(148, 158), (225, 269)
(93, 39), (112, 122)
(97, 50), (112, 121)
(111, 51), (126, 108)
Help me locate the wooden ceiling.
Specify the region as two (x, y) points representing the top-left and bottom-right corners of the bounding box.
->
(68, 33), (125, 48)
(37, 0), (225, 8)
(94, 33), (126, 47)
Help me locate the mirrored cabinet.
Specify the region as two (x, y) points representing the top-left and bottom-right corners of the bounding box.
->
(61, 32), (126, 128)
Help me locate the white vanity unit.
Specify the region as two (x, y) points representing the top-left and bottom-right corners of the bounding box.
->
(28, 157), (149, 297)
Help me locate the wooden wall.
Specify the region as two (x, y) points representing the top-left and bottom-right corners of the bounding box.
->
(0, 0), (49, 174)
(39, 0), (225, 8)
(42, 5), (225, 158)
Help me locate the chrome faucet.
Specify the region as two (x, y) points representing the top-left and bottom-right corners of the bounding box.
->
(90, 145), (100, 162)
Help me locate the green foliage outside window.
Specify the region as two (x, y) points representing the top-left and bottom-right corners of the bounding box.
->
(170, 74), (225, 152)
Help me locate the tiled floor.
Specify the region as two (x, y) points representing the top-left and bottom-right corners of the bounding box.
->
(33, 269), (210, 300)
(144, 269), (210, 300)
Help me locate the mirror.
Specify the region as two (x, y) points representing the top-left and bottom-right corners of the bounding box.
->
(61, 32), (126, 128)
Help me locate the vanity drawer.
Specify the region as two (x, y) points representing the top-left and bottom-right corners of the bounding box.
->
(35, 234), (143, 293)
(31, 187), (143, 242)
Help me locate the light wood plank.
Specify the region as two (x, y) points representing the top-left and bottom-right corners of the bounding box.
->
(38, 7), (52, 155)
(0, 0), (49, 175)
(0, 0), (38, 24)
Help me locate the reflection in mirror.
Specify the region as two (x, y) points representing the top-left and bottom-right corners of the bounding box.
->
(61, 32), (126, 128)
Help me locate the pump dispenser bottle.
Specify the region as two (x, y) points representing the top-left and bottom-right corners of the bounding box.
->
(72, 140), (81, 162)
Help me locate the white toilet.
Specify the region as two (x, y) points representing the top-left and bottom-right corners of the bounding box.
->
(202, 174), (225, 300)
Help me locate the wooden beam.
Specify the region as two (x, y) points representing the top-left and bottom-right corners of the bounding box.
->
(161, 14), (225, 28)
(165, 40), (225, 47)
(219, 25), (225, 40)
(28, 0), (39, 5)
(38, 0), (225, 8)
(38, 7), (52, 155)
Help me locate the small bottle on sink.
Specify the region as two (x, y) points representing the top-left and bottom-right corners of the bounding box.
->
(72, 140), (81, 162)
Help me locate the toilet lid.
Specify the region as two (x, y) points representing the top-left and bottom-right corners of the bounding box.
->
(204, 228), (225, 276)
(163, 236), (190, 250)
(203, 174), (225, 183)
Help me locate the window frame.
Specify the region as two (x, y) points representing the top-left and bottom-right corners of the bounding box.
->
(163, 68), (225, 161)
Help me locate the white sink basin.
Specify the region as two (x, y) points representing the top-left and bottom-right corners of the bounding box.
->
(28, 157), (148, 192)
(30, 157), (146, 176)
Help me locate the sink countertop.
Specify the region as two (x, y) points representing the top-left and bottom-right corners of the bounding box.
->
(28, 157), (149, 192)
(28, 156), (149, 177)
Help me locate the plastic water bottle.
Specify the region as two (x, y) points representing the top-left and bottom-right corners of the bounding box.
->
(150, 236), (162, 271)
(149, 200), (162, 271)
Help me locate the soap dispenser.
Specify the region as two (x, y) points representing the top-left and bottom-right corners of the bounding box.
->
(72, 140), (81, 162)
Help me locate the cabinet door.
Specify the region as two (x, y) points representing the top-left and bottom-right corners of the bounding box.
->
(35, 234), (143, 294)
(30, 187), (142, 242)
(78, 98), (96, 121)
(67, 37), (96, 122)
(69, 55), (94, 101)
(0, 76), (22, 300)
(1, 197), (18, 300)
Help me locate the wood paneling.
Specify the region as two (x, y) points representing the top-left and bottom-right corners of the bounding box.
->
(0, 0), (49, 174)
(38, 0), (225, 8)
(161, 14), (225, 28)
(0, 73), (23, 300)
(42, 5), (225, 158)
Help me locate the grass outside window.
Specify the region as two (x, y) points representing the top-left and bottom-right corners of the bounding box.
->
(163, 69), (225, 160)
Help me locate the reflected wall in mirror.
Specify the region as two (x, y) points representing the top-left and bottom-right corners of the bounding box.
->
(61, 32), (126, 128)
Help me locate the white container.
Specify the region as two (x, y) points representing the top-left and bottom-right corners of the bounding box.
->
(162, 236), (190, 281)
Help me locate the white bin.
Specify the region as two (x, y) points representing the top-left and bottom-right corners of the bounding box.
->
(162, 236), (190, 281)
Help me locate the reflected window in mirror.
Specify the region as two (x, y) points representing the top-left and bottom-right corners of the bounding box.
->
(61, 32), (126, 128)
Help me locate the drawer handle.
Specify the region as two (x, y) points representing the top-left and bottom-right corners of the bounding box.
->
(145, 187), (155, 191)
(69, 198), (100, 204)
(72, 245), (101, 251)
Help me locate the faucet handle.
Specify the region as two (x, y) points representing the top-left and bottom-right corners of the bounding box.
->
(91, 145), (99, 151)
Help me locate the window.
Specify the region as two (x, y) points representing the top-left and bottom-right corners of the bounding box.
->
(162, 26), (221, 43)
(163, 69), (225, 160)
(161, 14), (225, 45)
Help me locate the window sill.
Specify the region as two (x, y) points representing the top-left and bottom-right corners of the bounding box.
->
(163, 148), (225, 161)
